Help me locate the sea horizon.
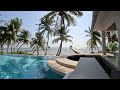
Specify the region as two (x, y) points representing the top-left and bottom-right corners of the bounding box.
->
(1, 46), (102, 55)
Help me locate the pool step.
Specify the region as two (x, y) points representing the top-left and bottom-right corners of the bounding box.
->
(55, 58), (78, 69)
(47, 59), (74, 76)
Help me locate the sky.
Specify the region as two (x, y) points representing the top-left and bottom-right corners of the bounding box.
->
(0, 11), (93, 49)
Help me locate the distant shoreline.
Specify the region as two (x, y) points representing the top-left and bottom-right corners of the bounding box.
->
(1, 47), (102, 56)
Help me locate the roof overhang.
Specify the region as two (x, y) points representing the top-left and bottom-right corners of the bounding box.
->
(91, 11), (120, 32)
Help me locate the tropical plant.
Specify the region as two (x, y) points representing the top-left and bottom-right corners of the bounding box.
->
(107, 41), (118, 52)
(16, 30), (31, 52)
(45, 11), (83, 28)
(39, 16), (54, 55)
(106, 31), (118, 43)
(85, 27), (101, 53)
(52, 27), (73, 56)
(0, 26), (7, 52)
(0, 26), (14, 53)
(30, 32), (45, 55)
(5, 18), (22, 53)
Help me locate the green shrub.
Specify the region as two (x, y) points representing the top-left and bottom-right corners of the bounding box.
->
(0, 51), (4, 54)
(8, 51), (28, 54)
(107, 42), (118, 52)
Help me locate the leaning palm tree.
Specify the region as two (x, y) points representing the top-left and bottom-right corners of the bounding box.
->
(17, 30), (31, 52)
(30, 32), (45, 55)
(52, 27), (73, 56)
(45, 11), (83, 28)
(85, 27), (101, 52)
(39, 16), (54, 55)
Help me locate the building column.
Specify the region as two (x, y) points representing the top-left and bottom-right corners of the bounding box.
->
(102, 31), (106, 55)
(115, 17), (120, 65)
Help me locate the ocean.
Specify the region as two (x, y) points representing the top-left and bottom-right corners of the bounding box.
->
(2, 47), (76, 55)
(1, 47), (102, 55)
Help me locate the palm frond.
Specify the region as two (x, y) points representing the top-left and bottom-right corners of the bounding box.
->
(52, 38), (60, 44)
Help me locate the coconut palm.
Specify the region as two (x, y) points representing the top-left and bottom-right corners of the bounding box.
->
(0, 26), (7, 52)
(17, 30), (31, 52)
(85, 27), (101, 53)
(0, 26), (14, 52)
(52, 27), (73, 56)
(39, 16), (54, 55)
(5, 18), (22, 53)
(45, 11), (83, 28)
(31, 32), (45, 55)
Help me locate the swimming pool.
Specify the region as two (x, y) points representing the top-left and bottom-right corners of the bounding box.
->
(0, 54), (63, 79)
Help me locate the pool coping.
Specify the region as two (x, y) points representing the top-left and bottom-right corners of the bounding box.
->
(47, 59), (75, 76)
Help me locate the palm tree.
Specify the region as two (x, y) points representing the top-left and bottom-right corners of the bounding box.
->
(52, 27), (73, 56)
(17, 30), (31, 52)
(39, 16), (54, 55)
(0, 26), (7, 52)
(31, 32), (45, 55)
(44, 11), (82, 56)
(45, 11), (83, 28)
(0, 26), (14, 53)
(5, 18), (22, 53)
(0, 18), (22, 54)
(85, 27), (101, 53)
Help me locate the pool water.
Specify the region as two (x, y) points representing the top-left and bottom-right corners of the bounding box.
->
(0, 54), (63, 79)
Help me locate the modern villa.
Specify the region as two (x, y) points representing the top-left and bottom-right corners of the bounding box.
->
(1, 11), (120, 79)
(48, 11), (120, 79)
(91, 11), (120, 79)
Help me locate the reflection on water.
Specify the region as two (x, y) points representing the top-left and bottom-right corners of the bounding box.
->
(0, 55), (62, 79)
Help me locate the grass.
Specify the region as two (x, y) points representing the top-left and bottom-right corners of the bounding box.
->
(11, 51), (28, 54)
(0, 50), (34, 55)
(0, 51), (4, 54)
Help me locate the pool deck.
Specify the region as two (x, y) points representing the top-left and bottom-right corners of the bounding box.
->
(64, 57), (110, 79)
(47, 58), (78, 76)
(47, 52), (116, 79)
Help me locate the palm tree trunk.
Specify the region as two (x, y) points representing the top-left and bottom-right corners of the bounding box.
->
(45, 34), (49, 55)
(7, 44), (10, 53)
(32, 47), (37, 55)
(96, 45), (99, 52)
(38, 46), (39, 55)
(1, 44), (3, 52)
(1, 39), (7, 52)
(16, 42), (21, 51)
(91, 47), (93, 53)
(11, 44), (12, 54)
(14, 43), (15, 52)
(37, 46), (39, 55)
(58, 40), (63, 56)
(56, 46), (60, 56)
(17, 43), (24, 52)
(16, 42), (20, 48)
(12, 42), (15, 52)
(1, 46), (3, 52)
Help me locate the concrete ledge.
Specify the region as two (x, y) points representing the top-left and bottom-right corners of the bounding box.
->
(47, 60), (74, 76)
(63, 71), (73, 79)
(101, 56), (120, 71)
(55, 58), (78, 69)
(65, 57), (110, 79)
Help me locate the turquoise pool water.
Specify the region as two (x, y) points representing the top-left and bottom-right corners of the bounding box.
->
(0, 54), (63, 79)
